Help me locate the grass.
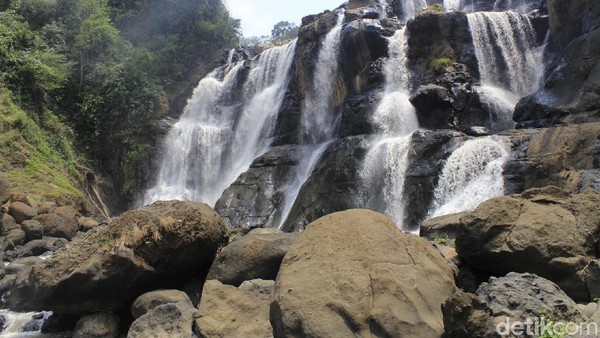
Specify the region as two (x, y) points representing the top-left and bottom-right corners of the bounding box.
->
(418, 4), (445, 15)
(429, 57), (454, 72)
(0, 88), (84, 203)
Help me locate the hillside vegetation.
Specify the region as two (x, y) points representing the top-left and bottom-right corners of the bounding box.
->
(0, 0), (239, 203)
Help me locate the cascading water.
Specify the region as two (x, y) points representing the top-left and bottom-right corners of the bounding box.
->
(467, 11), (540, 131)
(398, 0), (428, 22)
(0, 310), (52, 337)
(428, 137), (510, 218)
(468, 12), (538, 96)
(276, 13), (346, 228)
(143, 40), (297, 206)
(443, 0), (462, 11)
(360, 27), (419, 229)
(300, 13), (345, 144)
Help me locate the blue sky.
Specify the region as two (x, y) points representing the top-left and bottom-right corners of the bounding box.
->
(224, 0), (345, 37)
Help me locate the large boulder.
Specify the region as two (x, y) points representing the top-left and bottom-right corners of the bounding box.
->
(456, 186), (600, 301)
(207, 229), (297, 286)
(271, 209), (456, 337)
(443, 273), (585, 338)
(72, 312), (120, 338)
(131, 290), (193, 319)
(8, 202), (37, 224)
(32, 212), (78, 240)
(195, 279), (272, 338)
(128, 301), (198, 338)
(5, 201), (229, 314)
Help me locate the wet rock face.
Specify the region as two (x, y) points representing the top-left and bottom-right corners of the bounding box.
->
(281, 136), (371, 232)
(215, 145), (312, 228)
(514, 0), (600, 128)
(5, 201), (229, 315)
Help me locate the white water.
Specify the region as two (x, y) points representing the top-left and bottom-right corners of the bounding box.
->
(443, 0), (462, 11)
(0, 310), (52, 337)
(468, 12), (538, 96)
(361, 28), (419, 229)
(467, 11), (540, 131)
(300, 13), (345, 144)
(428, 137), (510, 218)
(399, 0), (428, 22)
(143, 40), (297, 206)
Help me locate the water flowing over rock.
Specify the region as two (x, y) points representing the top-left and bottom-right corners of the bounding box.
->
(360, 28), (420, 230)
(300, 13), (345, 144)
(428, 136), (510, 218)
(143, 40), (297, 206)
(467, 11), (542, 130)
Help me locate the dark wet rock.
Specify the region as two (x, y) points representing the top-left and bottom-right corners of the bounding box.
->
(128, 301), (197, 338)
(21, 220), (43, 242)
(215, 145), (312, 228)
(282, 136), (371, 231)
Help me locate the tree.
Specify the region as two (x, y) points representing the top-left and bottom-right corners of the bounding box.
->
(271, 21), (298, 42)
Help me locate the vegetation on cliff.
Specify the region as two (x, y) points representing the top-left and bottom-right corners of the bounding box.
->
(0, 0), (240, 201)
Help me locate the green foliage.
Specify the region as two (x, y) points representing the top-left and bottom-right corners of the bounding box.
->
(0, 11), (71, 108)
(0, 0), (240, 199)
(271, 21), (298, 42)
(433, 234), (455, 247)
(538, 309), (568, 338)
(418, 4), (445, 15)
(0, 88), (82, 202)
(122, 142), (150, 195)
(429, 57), (454, 71)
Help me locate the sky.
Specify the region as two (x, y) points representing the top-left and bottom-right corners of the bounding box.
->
(224, 0), (346, 37)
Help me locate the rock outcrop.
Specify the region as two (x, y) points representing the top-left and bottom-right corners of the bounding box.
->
(514, 0), (600, 127)
(271, 209), (456, 337)
(455, 186), (600, 301)
(443, 273), (585, 338)
(5, 201), (229, 314)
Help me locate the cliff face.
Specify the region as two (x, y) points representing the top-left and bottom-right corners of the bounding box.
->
(143, 0), (599, 234)
(514, 0), (600, 127)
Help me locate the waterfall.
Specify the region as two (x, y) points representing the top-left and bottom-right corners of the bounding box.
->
(360, 28), (419, 230)
(300, 13), (345, 144)
(468, 12), (538, 96)
(143, 40), (297, 206)
(399, 0), (428, 22)
(0, 310), (52, 336)
(443, 0), (462, 11)
(428, 137), (509, 218)
(467, 11), (539, 131)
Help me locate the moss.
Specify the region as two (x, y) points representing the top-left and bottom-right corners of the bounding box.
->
(429, 57), (454, 72)
(0, 88), (83, 203)
(418, 4), (445, 15)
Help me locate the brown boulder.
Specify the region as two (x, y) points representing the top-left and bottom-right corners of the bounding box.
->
(270, 209), (456, 337)
(8, 202), (37, 224)
(5, 201), (229, 315)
